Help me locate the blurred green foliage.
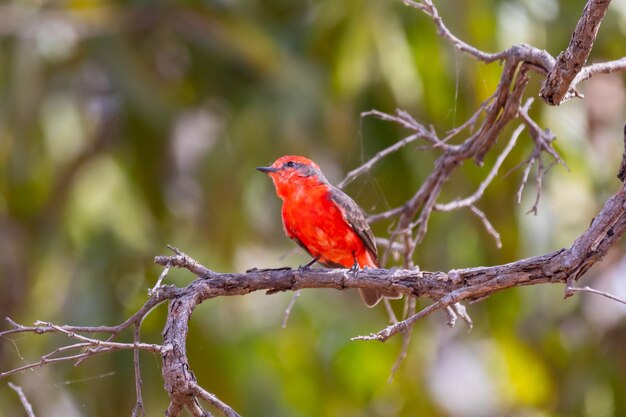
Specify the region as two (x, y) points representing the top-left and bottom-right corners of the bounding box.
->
(2, 0), (626, 416)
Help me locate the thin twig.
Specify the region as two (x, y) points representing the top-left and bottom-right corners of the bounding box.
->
(188, 399), (213, 417)
(383, 298), (399, 325)
(388, 329), (412, 383)
(338, 133), (420, 188)
(445, 306), (457, 328)
(388, 296), (416, 381)
(519, 104), (564, 166)
(442, 95), (495, 142)
(469, 205), (502, 249)
(352, 296), (450, 342)
(526, 157), (545, 215)
(8, 382), (36, 417)
(401, 0), (504, 62)
(37, 322), (161, 353)
(451, 302), (473, 331)
(193, 383), (242, 417)
(0, 322), (161, 380)
(281, 290), (301, 328)
(376, 237), (401, 251)
(1, 351), (105, 379)
(150, 261), (172, 296)
(567, 285), (626, 305)
(131, 324), (145, 417)
(367, 206), (405, 223)
(1, 287), (175, 343)
(340, 107), (454, 189)
(435, 124), (524, 211)
(574, 57), (626, 85)
(515, 154), (536, 205)
(353, 281), (483, 342)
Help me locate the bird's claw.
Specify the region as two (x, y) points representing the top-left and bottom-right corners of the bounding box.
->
(298, 257), (320, 272)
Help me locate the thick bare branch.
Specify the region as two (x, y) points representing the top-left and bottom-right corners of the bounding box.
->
(371, 61), (536, 265)
(4, 140), (626, 415)
(540, 0), (613, 105)
(4, 3), (626, 417)
(150, 177), (626, 332)
(155, 163), (626, 349)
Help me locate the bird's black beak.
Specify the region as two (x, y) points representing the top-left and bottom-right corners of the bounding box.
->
(256, 166), (277, 173)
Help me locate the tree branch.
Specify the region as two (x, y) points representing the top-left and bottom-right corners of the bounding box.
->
(574, 57), (626, 86)
(4, 2), (626, 416)
(540, 0), (613, 105)
(8, 382), (36, 417)
(434, 124), (524, 212)
(3, 134), (626, 417)
(565, 285), (626, 305)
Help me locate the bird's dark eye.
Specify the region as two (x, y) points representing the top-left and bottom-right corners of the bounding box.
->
(285, 161), (296, 168)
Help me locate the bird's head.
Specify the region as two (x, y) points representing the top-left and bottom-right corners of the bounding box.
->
(257, 155), (328, 198)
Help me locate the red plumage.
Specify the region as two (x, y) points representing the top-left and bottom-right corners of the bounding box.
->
(281, 182), (378, 270)
(257, 155), (387, 307)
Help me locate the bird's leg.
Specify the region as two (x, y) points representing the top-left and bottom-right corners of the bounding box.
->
(349, 255), (360, 274)
(299, 256), (320, 271)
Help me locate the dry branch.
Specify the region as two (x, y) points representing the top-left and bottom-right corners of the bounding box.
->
(147, 161), (626, 340)
(9, 166), (622, 415)
(540, 0), (612, 105)
(3, 1), (626, 416)
(8, 382), (36, 417)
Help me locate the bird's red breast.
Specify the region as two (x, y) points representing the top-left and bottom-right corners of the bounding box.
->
(281, 182), (377, 269)
(257, 155), (384, 306)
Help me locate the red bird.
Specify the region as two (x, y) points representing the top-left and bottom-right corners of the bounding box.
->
(257, 155), (395, 307)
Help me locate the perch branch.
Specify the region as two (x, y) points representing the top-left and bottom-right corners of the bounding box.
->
(150, 172), (626, 342)
(4, 141), (626, 414)
(4, 3), (626, 416)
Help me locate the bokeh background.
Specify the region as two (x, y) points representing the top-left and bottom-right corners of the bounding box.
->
(2, 0), (626, 416)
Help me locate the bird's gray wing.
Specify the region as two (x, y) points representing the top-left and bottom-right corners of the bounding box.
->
(328, 187), (379, 266)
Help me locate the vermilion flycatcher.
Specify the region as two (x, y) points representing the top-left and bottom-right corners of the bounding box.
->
(257, 155), (396, 307)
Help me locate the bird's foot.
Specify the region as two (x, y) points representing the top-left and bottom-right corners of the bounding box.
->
(298, 257), (320, 272)
(349, 259), (360, 275)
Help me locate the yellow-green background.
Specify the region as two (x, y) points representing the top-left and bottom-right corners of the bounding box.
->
(2, 0), (626, 416)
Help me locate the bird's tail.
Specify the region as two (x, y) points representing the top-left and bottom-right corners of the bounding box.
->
(359, 289), (383, 308)
(357, 251), (401, 307)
